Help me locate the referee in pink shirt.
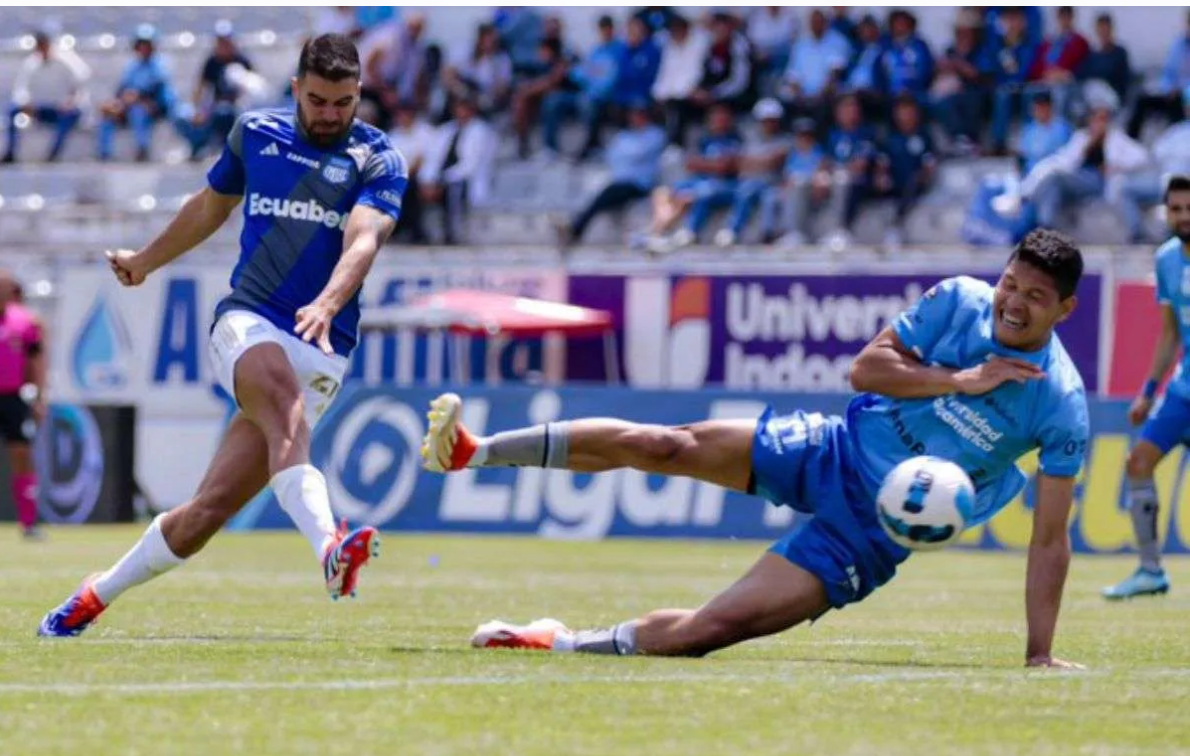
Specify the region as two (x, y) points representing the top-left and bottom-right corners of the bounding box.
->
(0, 272), (47, 539)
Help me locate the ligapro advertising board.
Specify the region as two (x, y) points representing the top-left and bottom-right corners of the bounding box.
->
(233, 385), (1190, 555)
(51, 262), (568, 414)
(565, 272), (1103, 394)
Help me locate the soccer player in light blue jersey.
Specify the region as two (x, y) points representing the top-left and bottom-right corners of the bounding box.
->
(1103, 175), (1190, 600)
(39, 35), (407, 637)
(425, 229), (1089, 669)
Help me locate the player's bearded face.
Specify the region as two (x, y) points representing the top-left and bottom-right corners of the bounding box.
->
(1168, 190), (1190, 242)
(293, 74), (359, 147)
(992, 260), (1075, 351)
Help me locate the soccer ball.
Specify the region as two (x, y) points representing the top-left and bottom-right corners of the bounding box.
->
(876, 456), (974, 551)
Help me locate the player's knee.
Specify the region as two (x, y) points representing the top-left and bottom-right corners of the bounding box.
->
(622, 426), (691, 468)
(1126, 449), (1158, 480)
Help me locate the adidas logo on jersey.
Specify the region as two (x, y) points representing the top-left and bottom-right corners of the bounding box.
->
(259, 143), (280, 157)
(247, 193), (348, 230)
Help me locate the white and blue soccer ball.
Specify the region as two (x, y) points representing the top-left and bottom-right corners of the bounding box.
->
(876, 456), (974, 551)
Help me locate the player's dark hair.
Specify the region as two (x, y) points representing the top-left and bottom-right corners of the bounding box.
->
(1165, 175), (1190, 204)
(1009, 229), (1083, 301)
(297, 34), (360, 82)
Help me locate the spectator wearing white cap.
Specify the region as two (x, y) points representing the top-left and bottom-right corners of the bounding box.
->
(715, 98), (792, 246)
(4, 23), (90, 163)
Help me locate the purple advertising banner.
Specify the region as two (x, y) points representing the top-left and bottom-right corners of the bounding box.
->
(567, 273), (1102, 393)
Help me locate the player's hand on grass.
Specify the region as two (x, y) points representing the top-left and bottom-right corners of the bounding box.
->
(104, 249), (149, 287)
(1026, 655), (1086, 670)
(295, 302), (335, 355)
(952, 356), (1044, 396)
(1127, 395), (1154, 427)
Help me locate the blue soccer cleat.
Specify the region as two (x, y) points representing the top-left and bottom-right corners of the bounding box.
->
(1102, 568), (1171, 600)
(38, 575), (107, 637)
(322, 521), (380, 600)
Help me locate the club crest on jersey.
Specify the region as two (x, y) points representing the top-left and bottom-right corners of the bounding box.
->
(323, 157), (352, 185)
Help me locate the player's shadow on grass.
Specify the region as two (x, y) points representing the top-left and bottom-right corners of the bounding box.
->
(729, 654), (993, 671)
(384, 645), (477, 656)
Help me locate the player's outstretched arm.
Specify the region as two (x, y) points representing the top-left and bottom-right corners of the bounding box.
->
(106, 187), (241, 286)
(1128, 304), (1179, 426)
(850, 327), (1044, 399)
(294, 204), (397, 353)
(1024, 473), (1084, 670)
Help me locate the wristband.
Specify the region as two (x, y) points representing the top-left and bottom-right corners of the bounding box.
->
(1143, 379), (1159, 400)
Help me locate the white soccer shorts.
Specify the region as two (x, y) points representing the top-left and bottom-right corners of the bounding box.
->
(208, 309), (349, 429)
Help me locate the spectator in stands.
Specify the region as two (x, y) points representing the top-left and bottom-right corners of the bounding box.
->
(767, 117), (828, 247)
(987, 6), (1040, 155)
(879, 10), (935, 102)
(781, 9), (851, 132)
(1028, 6), (1089, 118)
(1079, 13), (1131, 104)
(634, 7), (683, 37)
(512, 37), (578, 159)
(829, 7), (859, 49)
(610, 17), (661, 134)
(97, 24), (177, 162)
(806, 94), (877, 245)
(843, 15), (887, 123)
(715, 98), (793, 247)
(495, 7), (544, 77)
(420, 95), (498, 245)
(1018, 90), (1073, 174)
(558, 99), (667, 246)
(311, 7), (360, 38)
(443, 23), (513, 119)
(1119, 90), (1190, 242)
(1127, 11), (1190, 138)
(360, 12), (428, 130)
(175, 21), (254, 161)
(1021, 97), (1149, 234)
(387, 101), (435, 243)
(986, 6), (1045, 47)
(651, 13), (709, 147)
(690, 12), (752, 112)
(931, 9), (992, 154)
(639, 103), (742, 252)
(4, 23), (89, 163)
(847, 94), (936, 248)
(548, 15), (622, 161)
(747, 7), (799, 92)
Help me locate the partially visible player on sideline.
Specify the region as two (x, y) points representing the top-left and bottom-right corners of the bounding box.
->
(1103, 175), (1190, 600)
(424, 230), (1089, 668)
(39, 34), (408, 636)
(0, 272), (47, 540)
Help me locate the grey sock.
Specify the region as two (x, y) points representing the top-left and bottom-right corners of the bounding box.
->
(572, 621), (638, 656)
(480, 421), (570, 468)
(1128, 478), (1162, 572)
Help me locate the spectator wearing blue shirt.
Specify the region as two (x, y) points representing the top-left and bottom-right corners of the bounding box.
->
(846, 95), (936, 248)
(1078, 14), (1131, 104)
(1127, 11), (1190, 138)
(542, 15), (623, 160)
(931, 10), (991, 152)
(512, 37), (578, 159)
(815, 93), (878, 239)
(988, 6), (1040, 154)
(765, 118), (828, 247)
(880, 10), (935, 101)
(843, 16), (887, 120)
(97, 25), (177, 162)
(642, 104), (742, 252)
(614, 17), (661, 108)
(494, 7), (544, 77)
(986, 6), (1045, 47)
(716, 99), (793, 246)
(560, 101), (667, 245)
(829, 7), (859, 50)
(1018, 91), (1073, 173)
(781, 10), (852, 133)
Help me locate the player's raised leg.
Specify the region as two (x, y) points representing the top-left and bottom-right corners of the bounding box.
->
(232, 341), (378, 600)
(38, 414), (270, 636)
(421, 392), (754, 492)
(473, 552), (829, 656)
(1103, 437), (1172, 599)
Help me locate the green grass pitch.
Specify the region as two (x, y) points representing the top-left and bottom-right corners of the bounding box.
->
(2, 526), (1189, 755)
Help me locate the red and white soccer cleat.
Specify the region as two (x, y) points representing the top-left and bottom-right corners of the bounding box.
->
(322, 520), (380, 600)
(470, 618), (571, 651)
(421, 393), (479, 472)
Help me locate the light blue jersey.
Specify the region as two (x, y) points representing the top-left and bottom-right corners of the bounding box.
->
(848, 276), (1090, 525)
(1154, 238), (1190, 399)
(207, 107), (408, 357)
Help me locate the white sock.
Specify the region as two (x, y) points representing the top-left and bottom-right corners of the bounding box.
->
(91, 513), (186, 605)
(271, 464), (337, 558)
